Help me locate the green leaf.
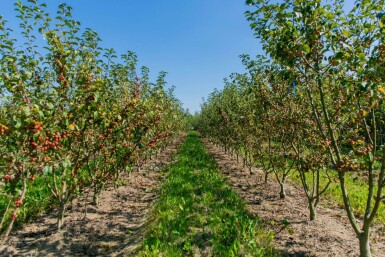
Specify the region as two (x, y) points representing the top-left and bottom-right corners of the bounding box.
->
(330, 22), (338, 29)
(359, 53), (366, 62)
(47, 103), (54, 109)
(22, 106), (30, 116)
(358, 67), (365, 75)
(303, 44), (311, 54)
(342, 30), (351, 37)
(38, 110), (44, 118)
(62, 158), (71, 168)
(12, 118), (21, 128)
(42, 166), (52, 175)
(33, 132), (41, 142)
(24, 70), (33, 78)
(335, 52), (344, 60)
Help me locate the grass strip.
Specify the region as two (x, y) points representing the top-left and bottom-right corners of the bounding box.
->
(138, 132), (278, 257)
(290, 170), (385, 223)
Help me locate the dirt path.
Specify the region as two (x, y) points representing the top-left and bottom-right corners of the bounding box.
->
(0, 135), (185, 257)
(203, 139), (385, 257)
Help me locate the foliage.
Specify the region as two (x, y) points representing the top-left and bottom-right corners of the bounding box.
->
(0, 0), (187, 239)
(199, 0), (385, 256)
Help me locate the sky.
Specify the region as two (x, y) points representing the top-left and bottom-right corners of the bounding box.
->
(1, 0), (262, 113)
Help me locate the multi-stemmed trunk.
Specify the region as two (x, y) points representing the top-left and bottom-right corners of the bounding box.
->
(358, 229), (371, 257)
(295, 159), (331, 222)
(310, 73), (384, 257)
(46, 168), (73, 230)
(271, 156), (293, 200)
(308, 198), (316, 221)
(93, 184), (102, 206)
(57, 200), (68, 229)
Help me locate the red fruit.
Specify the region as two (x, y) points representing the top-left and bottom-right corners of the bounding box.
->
(14, 199), (23, 207)
(11, 215), (16, 221)
(29, 175), (36, 182)
(3, 175), (11, 182)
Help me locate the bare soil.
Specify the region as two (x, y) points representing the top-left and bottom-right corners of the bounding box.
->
(0, 135), (185, 257)
(203, 139), (385, 257)
(2, 135), (384, 257)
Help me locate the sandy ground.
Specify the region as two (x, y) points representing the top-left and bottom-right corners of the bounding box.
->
(0, 135), (185, 257)
(203, 139), (385, 257)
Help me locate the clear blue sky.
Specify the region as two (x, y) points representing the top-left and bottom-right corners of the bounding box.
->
(1, 0), (261, 113)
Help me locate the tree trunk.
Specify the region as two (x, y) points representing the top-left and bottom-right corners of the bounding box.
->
(93, 183), (103, 206)
(279, 183), (286, 199)
(93, 191), (100, 206)
(359, 229), (372, 257)
(57, 201), (68, 230)
(0, 198), (12, 230)
(248, 164), (252, 174)
(309, 199), (316, 221)
(264, 171), (269, 183)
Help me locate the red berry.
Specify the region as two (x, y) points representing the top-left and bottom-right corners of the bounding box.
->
(14, 199), (23, 207)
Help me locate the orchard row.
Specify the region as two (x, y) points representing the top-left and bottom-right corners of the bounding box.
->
(198, 1), (385, 257)
(0, 1), (187, 240)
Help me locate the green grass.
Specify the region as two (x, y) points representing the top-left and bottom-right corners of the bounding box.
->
(0, 167), (92, 232)
(0, 176), (55, 231)
(138, 132), (278, 257)
(290, 169), (385, 223)
(237, 144), (385, 224)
